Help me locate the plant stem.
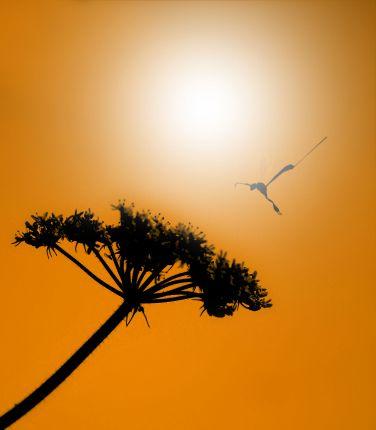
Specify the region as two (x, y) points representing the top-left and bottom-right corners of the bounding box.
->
(92, 249), (123, 290)
(131, 267), (142, 290)
(157, 271), (190, 287)
(124, 263), (132, 289)
(106, 243), (123, 280)
(144, 278), (192, 295)
(136, 267), (149, 287)
(138, 265), (168, 292)
(54, 245), (123, 298)
(0, 302), (132, 429)
(144, 293), (201, 303)
(147, 283), (196, 299)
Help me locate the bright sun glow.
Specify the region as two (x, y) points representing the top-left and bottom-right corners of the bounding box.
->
(132, 53), (260, 152)
(163, 68), (244, 142)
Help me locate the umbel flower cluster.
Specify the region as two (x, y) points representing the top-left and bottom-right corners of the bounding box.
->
(15, 201), (272, 319)
(0, 201), (272, 429)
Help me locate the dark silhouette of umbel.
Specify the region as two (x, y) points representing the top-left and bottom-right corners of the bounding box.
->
(235, 137), (328, 214)
(0, 202), (271, 429)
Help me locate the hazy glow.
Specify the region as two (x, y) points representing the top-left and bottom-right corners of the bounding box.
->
(163, 67), (244, 143)
(133, 54), (256, 152)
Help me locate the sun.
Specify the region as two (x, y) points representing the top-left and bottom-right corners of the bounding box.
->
(131, 53), (254, 152)
(162, 66), (244, 143)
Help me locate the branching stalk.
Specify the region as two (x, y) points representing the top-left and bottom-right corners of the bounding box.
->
(144, 293), (202, 303)
(106, 243), (124, 280)
(156, 271), (190, 287)
(131, 265), (141, 287)
(138, 266), (166, 292)
(144, 278), (193, 296)
(92, 249), (123, 290)
(136, 267), (149, 287)
(147, 283), (196, 299)
(123, 262), (132, 290)
(54, 245), (123, 298)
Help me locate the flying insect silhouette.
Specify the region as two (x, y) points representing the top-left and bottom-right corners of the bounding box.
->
(235, 137), (327, 215)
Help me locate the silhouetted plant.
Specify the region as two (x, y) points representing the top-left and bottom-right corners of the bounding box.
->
(0, 201), (271, 429)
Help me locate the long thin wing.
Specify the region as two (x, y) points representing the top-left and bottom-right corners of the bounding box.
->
(234, 182), (251, 188)
(266, 164), (295, 187)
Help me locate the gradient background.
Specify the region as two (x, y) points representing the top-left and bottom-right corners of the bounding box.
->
(0, 1), (375, 429)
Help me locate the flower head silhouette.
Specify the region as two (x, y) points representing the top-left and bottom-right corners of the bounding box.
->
(2, 201), (271, 429)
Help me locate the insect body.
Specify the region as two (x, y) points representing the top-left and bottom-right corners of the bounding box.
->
(235, 137), (327, 215)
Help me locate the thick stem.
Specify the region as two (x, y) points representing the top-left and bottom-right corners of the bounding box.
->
(0, 302), (132, 429)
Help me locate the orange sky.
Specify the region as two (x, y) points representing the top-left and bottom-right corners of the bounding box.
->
(0, 1), (375, 429)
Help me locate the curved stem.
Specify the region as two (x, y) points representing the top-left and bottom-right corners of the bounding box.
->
(144, 279), (193, 296)
(106, 243), (124, 280)
(131, 265), (141, 288)
(54, 245), (123, 298)
(136, 267), (149, 287)
(92, 249), (123, 290)
(147, 283), (196, 299)
(156, 271), (190, 287)
(0, 302), (132, 429)
(138, 267), (165, 292)
(135, 264), (178, 289)
(144, 293), (201, 303)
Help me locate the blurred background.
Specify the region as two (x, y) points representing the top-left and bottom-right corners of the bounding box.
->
(0, 1), (375, 429)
